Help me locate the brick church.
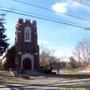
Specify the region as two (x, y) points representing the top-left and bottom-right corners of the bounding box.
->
(15, 18), (39, 71)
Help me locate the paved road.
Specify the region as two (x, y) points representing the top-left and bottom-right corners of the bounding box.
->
(0, 70), (90, 90)
(0, 79), (90, 90)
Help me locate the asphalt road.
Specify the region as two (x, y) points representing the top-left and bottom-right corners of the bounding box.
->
(0, 70), (90, 90)
(0, 78), (90, 90)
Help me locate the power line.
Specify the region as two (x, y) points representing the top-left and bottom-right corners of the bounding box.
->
(0, 5), (80, 26)
(2, 6), (89, 30)
(0, 14), (5, 16)
(0, 14), (5, 20)
(13, 0), (90, 22)
(0, 8), (90, 30)
(13, 0), (50, 11)
(0, 8), (14, 20)
(74, 0), (90, 7)
(3, 6), (84, 27)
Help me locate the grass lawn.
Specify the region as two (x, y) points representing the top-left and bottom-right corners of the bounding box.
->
(60, 69), (90, 75)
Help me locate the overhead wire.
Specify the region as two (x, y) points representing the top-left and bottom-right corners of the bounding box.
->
(0, 14), (5, 21)
(74, 0), (90, 7)
(0, 8), (90, 30)
(1, 6), (85, 28)
(13, 0), (90, 22)
(13, 0), (51, 11)
(0, 7), (14, 20)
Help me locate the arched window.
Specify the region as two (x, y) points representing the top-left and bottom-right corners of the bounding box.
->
(24, 27), (31, 42)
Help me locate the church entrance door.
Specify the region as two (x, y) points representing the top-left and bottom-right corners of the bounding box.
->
(23, 58), (32, 70)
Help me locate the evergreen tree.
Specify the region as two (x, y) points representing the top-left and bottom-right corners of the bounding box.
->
(0, 15), (9, 55)
(4, 45), (16, 69)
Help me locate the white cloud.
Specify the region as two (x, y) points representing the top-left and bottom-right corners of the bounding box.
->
(52, 0), (90, 14)
(71, 1), (90, 11)
(54, 49), (72, 58)
(71, 1), (80, 7)
(52, 3), (68, 13)
(38, 40), (52, 49)
(38, 40), (50, 45)
(38, 40), (72, 58)
(54, 49), (72, 62)
(71, 1), (85, 8)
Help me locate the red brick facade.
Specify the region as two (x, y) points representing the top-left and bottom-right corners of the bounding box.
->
(15, 18), (39, 71)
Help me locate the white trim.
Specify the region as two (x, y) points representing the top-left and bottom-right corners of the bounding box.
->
(21, 53), (34, 70)
(16, 31), (22, 33)
(24, 27), (31, 42)
(35, 53), (38, 55)
(18, 52), (22, 54)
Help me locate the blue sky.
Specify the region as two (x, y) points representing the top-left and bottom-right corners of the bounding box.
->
(0, 0), (90, 57)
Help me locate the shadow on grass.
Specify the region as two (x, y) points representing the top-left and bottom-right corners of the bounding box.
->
(32, 73), (90, 79)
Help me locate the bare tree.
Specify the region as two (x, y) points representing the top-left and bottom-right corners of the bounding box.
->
(39, 47), (55, 70)
(53, 58), (61, 74)
(39, 49), (49, 67)
(69, 56), (79, 71)
(73, 37), (90, 68)
(51, 57), (66, 74)
(39, 46), (66, 74)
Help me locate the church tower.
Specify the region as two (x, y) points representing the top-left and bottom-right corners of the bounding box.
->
(15, 18), (39, 71)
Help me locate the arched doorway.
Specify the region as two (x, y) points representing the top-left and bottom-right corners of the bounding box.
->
(23, 58), (32, 70)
